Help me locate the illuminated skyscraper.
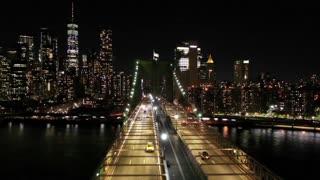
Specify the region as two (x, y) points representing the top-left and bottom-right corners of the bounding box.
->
(18, 35), (34, 96)
(206, 54), (215, 85)
(199, 61), (207, 86)
(234, 59), (250, 84)
(112, 71), (132, 107)
(66, 0), (79, 100)
(9, 44), (28, 101)
(0, 45), (10, 100)
(175, 41), (202, 88)
(39, 28), (58, 100)
(66, 0), (79, 74)
(99, 29), (113, 96)
(92, 52), (101, 96)
(81, 54), (90, 95)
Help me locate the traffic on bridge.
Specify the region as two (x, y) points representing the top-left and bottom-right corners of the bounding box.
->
(93, 93), (280, 180)
(162, 101), (281, 180)
(94, 96), (168, 179)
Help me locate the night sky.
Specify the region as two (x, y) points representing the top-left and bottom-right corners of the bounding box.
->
(0, 1), (319, 82)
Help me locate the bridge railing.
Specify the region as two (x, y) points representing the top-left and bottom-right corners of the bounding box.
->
(91, 104), (140, 179)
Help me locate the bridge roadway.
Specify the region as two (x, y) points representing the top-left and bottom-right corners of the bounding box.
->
(94, 100), (168, 180)
(162, 101), (281, 180)
(93, 98), (280, 180)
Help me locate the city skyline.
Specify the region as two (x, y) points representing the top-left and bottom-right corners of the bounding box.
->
(0, 1), (318, 81)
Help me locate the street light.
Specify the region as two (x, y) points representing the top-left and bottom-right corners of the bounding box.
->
(174, 114), (179, 131)
(153, 106), (158, 117)
(161, 133), (168, 140)
(198, 113), (202, 121)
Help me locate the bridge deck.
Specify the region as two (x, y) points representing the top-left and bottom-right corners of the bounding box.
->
(164, 102), (280, 180)
(95, 100), (167, 180)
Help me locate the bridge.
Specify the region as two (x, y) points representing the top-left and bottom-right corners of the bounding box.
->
(94, 98), (168, 179)
(93, 96), (280, 179)
(92, 60), (281, 180)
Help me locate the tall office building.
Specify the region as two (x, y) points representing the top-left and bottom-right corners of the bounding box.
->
(113, 71), (130, 98)
(175, 41), (202, 88)
(112, 71), (132, 107)
(18, 35), (34, 96)
(66, 0), (79, 100)
(9, 44), (28, 101)
(92, 53), (102, 96)
(39, 28), (58, 100)
(207, 54), (215, 85)
(198, 61), (207, 86)
(19, 36), (34, 65)
(0, 45), (10, 100)
(57, 71), (66, 102)
(66, 0), (79, 74)
(99, 29), (113, 96)
(81, 54), (90, 95)
(234, 60), (250, 84)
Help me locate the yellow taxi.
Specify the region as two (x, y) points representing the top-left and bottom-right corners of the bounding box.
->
(145, 142), (155, 152)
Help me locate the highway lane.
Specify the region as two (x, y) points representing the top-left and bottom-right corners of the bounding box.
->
(97, 100), (166, 180)
(163, 101), (257, 180)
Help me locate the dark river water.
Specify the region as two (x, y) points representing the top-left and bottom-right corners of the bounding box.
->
(0, 122), (117, 179)
(213, 126), (320, 179)
(1, 122), (319, 179)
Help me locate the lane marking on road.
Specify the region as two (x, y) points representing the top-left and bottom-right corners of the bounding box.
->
(107, 104), (143, 180)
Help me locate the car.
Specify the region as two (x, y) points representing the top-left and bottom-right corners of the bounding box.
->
(145, 142), (155, 152)
(191, 121), (201, 127)
(181, 120), (188, 126)
(199, 151), (210, 160)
